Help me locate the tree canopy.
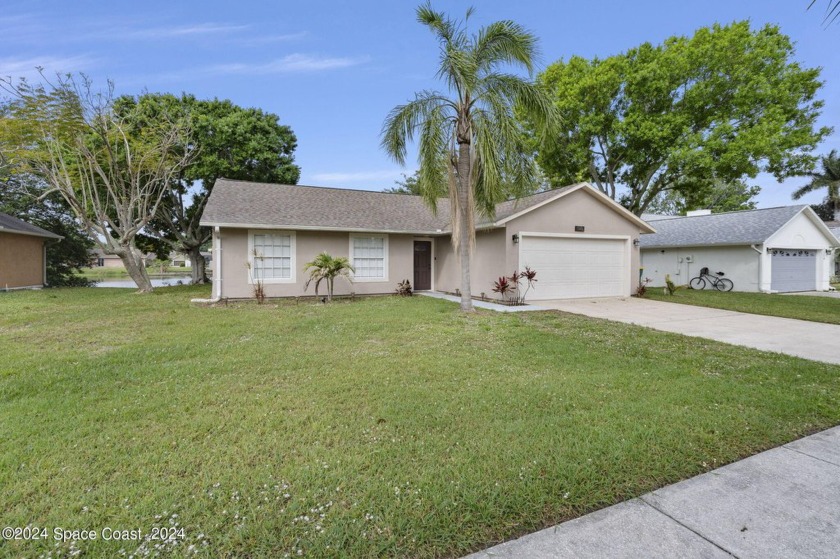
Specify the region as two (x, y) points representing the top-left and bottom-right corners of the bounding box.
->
(0, 75), (193, 292)
(114, 93), (300, 283)
(530, 21), (830, 215)
(645, 180), (760, 216)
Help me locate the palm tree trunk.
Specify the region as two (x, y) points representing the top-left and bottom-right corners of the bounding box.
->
(457, 142), (474, 312)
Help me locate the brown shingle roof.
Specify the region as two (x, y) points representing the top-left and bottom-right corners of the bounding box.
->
(201, 179), (581, 233)
(0, 212), (62, 239)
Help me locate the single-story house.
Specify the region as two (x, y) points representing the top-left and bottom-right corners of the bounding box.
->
(200, 179), (655, 301)
(0, 212), (62, 290)
(169, 251), (212, 268)
(640, 206), (839, 293)
(90, 248), (155, 268)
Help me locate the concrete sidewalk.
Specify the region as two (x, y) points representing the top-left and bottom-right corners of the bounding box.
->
(465, 426), (840, 559)
(538, 297), (840, 365)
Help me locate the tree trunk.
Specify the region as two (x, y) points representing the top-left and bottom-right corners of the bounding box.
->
(121, 246), (154, 293)
(457, 142), (474, 312)
(188, 247), (208, 284)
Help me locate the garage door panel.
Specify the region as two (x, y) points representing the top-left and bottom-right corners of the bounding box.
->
(770, 249), (816, 293)
(521, 236), (627, 299)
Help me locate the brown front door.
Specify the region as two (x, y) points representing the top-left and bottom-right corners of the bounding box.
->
(413, 241), (432, 290)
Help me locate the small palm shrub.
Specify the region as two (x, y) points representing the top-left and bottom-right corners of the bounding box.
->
(304, 252), (354, 302)
(664, 274), (678, 296)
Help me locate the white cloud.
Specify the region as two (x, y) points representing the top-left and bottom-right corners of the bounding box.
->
(311, 170), (405, 183)
(0, 55), (97, 80)
(240, 32), (308, 46)
(115, 23), (250, 40)
(208, 53), (368, 75)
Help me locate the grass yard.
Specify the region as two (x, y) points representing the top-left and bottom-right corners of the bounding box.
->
(1, 287), (839, 558)
(644, 288), (840, 325)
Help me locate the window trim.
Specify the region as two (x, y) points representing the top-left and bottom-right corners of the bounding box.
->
(247, 230), (296, 284)
(349, 234), (389, 282)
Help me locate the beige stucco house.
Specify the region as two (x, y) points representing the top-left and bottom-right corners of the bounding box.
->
(0, 212), (61, 290)
(201, 179), (655, 301)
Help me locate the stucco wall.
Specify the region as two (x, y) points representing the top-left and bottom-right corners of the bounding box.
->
(435, 228), (507, 298)
(641, 246), (760, 292)
(0, 232), (45, 289)
(505, 189), (645, 296)
(217, 228), (419, 299)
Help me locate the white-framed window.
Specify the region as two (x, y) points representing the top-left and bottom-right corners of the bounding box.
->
(248, 230), (296, 284)
(349, 234), (388, 281)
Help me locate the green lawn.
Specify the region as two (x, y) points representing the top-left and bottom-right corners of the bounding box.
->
(1, 287), (839, 558)
(644, 288), (840, 325)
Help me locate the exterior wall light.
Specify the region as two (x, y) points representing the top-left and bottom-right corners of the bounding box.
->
(633, 239), (640, 247)
(512, 234), (519, 244)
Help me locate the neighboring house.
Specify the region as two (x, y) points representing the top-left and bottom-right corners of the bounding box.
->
(200, 179), (655, 301)
(0, 212), (62, 290)
(90, 248), (155, 269)
(640, 206), (839, 293)
(169, 251), (212, 268)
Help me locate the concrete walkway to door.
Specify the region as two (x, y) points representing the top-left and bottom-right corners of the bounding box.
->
(538, 297), (840, 365)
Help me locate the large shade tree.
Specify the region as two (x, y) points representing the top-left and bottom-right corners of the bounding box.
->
(381, 3), (555, 311)
(793, 150), (840, 220)
(531, 22), (830, 215)
(115, 94), (300, 284)
(0, 75), (194, 292)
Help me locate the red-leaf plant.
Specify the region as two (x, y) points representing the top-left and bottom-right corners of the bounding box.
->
(492, 275), (516, 304)
(493, 267), (538, 305)
(518, 267), (537, 303)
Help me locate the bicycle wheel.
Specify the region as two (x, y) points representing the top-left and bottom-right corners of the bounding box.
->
(689, 277), (706, 290)
(715, 278), (734, 292)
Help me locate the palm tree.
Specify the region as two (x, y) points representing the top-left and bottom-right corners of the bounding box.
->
(793, 150), (840, 221)
(809, 1), (840, 25)
(381, 3), (555, 311)
(303, 252), (354, 302)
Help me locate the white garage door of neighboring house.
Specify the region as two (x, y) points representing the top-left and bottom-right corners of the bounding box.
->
(520, 236), (627, 299)
(770, 249), (817, 292)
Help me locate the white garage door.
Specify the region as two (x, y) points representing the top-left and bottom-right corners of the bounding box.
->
(520, 236), (627, 299)
(770, 249), (816, 293)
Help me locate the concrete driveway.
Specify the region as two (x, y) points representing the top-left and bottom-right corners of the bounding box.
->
(538, 297), (840, 365)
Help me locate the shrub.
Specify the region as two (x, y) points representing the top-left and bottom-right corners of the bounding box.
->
(396, 279), (413, 296)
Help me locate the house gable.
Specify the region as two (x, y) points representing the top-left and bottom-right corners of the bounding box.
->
(765, 207), (840, 249)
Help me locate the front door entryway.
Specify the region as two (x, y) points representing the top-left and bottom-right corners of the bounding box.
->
(413, 241), (432, 291)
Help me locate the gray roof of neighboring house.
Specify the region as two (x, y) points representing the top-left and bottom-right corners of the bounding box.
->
(639, 205), (810, 249)
(0, 212), (61, 239)
(640, 213), (674, 222)
(201, 178), (580, 233)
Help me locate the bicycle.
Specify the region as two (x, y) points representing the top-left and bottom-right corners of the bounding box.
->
(689, 267), (734, 292)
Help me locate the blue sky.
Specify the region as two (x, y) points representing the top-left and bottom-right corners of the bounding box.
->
(1, 0), (837, 208)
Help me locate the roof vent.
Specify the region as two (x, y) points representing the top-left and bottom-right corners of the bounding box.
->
(686, 209), (712, 217)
